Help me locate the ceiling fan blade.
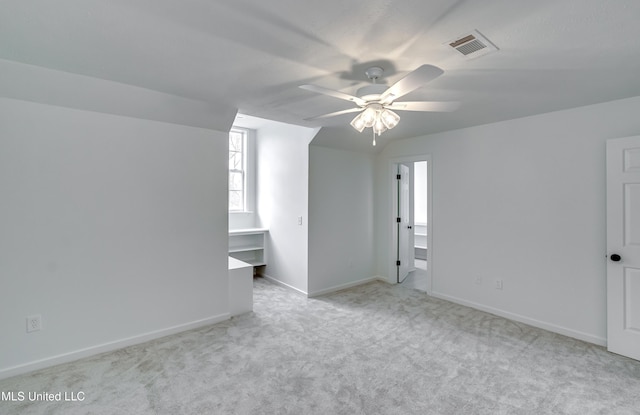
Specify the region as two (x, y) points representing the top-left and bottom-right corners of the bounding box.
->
(379, 65), (444, 104)
(304, 107), (363, 121)
(300, 84), (366, 106)
(387, 101), (461, 112)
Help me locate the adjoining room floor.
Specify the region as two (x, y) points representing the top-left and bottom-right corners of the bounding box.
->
(400, 258), (428, 292)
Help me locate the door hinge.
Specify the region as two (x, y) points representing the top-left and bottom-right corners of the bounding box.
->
(396, 217), (401, 223)
(396, 260), (401, 266)
(396, 174), (401, 180)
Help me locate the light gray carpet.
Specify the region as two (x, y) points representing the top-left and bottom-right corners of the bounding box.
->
(2, 278), (640, 414)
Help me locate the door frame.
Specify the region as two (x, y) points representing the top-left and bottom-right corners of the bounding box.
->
(388, 154), (433, 294)
(397, 163), (412, 283)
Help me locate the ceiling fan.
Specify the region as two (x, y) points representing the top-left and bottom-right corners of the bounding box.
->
(300, 65), (460, 145)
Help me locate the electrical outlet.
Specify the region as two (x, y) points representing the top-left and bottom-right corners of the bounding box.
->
(26, 315), (42, 333)
(495, 279), (503, 290)
(475, 276), (483, 285)
(297, 216), (303, 226)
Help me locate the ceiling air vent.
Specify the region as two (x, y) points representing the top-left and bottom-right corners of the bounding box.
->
(445, 30), (498, 59)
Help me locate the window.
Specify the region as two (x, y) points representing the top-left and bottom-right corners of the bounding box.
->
(229, 129), (246, 211)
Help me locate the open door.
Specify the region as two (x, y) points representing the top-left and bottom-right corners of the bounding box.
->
(388, 156), (432, 292)
(397, 164), (411, 283)
(607, 135), (640, 361)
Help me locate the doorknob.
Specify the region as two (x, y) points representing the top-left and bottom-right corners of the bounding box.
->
(610, 254), (622, 262)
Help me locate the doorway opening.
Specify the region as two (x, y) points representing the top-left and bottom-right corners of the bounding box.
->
(390, 156), (432, 294)
(412, 160), (428, 278)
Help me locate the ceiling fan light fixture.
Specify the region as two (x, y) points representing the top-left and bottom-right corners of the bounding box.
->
(373, 120), (387, 136)
(380, 109), (400, 129)
(361, 106), (378, 128)
(350, 106), (400, 135)
(350, 112), (367, 132)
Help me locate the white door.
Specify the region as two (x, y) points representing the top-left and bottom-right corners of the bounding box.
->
(397, 164), (411, 282)
(607, 135), (640, 361)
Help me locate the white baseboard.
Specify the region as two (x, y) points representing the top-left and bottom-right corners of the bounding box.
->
(308, 276), (386, 297)
(431, 291), (606, 347)
(261, 273), (308, 296)
(0, 313), (230, 381)
(375, 274), (395, 285)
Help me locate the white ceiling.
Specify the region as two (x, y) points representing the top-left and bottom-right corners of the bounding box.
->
(2, 0), (640, 152)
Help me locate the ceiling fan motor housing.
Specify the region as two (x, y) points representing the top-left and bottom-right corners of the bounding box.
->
(356, 84), (388, 102)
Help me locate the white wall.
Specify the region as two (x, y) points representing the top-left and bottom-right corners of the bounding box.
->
(308, 145), (376, 296)
(0, 97), (230, 378)
(256, 120), (317, 294)
(228, 212), (256, 230)
(375, 95), (640, 345)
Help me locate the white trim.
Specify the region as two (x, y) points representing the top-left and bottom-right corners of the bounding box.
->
(308, 276), (387, 298)
(261, 273), (308, 296)
(431, 291), (606, 346)
(0, 313), (230, 380)
(244, 128), (257, 213)
(389, 161), (400, 283)
(378, 274), (395, 285)
(228, 227), (268, 236)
